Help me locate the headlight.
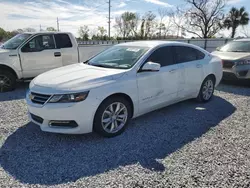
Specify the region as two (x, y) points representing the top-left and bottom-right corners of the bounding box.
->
(236, 59), (250, 66)
(48, 91), (89, 103)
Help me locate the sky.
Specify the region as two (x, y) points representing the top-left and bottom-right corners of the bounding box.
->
(0, 0), (249, 37)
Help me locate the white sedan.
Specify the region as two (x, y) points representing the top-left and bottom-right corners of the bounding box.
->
(26, 41), (223, 137)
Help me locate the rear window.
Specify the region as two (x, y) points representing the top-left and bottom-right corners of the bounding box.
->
(174, 46), (205, 63)
(55, 34), (72, 48)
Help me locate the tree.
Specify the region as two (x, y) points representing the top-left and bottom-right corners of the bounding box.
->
(143, 11), (157, 39)
(97, 26), (107, 39)
(0, 28), (7, 41)
(23, 28), (36, 32)
(158, 8), (169, 37)
(16, 29), (24, 33)
(78, 25), (90, 40)
(181, 0), (226, 38)
(114, 12), (139, 39)
(224, 7), (249, 38)
(168, 7), (187, 38)
(46, 27), (57, 32)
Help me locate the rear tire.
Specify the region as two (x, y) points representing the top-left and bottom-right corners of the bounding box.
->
(197, 76), (215, 103)
(0, 70), (16, 92)
(93, 96), (132, 137)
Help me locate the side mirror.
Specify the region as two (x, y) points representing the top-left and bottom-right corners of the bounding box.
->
(140, 62), (161, 72)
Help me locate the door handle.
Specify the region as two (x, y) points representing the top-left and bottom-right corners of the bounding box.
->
(196, 64), (202, 68)
(54, 52), (61, 57)
(169, 69), (177, 73)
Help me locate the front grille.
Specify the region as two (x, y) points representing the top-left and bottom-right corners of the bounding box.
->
(31, 92), (51, 105)
(223, 60), (235, 69)
(30, 113), (44, 124)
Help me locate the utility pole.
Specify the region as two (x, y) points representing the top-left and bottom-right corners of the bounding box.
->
(108, 0), (111, 39)
(40, 24), (42, 31)
(57, 17), (60, 31)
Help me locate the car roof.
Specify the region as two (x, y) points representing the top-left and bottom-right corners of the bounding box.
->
(234, 38), (250, 42)
(116, 40), (208, 54)
(117, 40), (199, 48)
(22, 31), (72, 35)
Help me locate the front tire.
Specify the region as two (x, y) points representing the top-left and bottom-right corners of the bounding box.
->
(0, 70), (16, 92)
(93, 96), (132, 137)
(197, 76), (215, 102)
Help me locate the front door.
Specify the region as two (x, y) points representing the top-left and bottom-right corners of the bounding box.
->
(19, 34), (62, 78)
(137, 46), (181, 115)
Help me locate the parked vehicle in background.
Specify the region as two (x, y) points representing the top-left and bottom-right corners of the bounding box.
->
(26, 41), (223, 137)
(0, 32), (88, 92)
(212, 38), (250, 80)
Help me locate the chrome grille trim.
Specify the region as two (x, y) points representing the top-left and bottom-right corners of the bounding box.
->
(31, 92), (51, 105)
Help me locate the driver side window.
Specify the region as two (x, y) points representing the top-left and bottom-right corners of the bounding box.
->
(21, 35), (55, 52)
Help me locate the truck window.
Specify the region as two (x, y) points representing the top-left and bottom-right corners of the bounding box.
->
(21, 35), (55, 52)
(55, 34), (73, 48)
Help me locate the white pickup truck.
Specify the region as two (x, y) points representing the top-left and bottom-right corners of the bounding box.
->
(0, 32), (108, 92)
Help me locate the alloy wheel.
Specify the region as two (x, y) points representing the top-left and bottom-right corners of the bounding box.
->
(202, 79), (214, 100)
(0, 75), (11, 92)
(101, 102), (128, 134)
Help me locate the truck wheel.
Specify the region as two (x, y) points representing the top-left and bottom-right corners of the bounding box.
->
(93, 96), (132, 137)
(0, 70), (16, 92)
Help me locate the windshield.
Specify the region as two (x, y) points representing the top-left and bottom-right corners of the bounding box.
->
(87, 46), (149, 69)
(1, 34), (31, 50)
(218, 41), (250, 52)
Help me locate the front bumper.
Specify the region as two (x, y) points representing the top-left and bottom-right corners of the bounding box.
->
(26, 92), (100, 134)
(223, 66), (250, 80)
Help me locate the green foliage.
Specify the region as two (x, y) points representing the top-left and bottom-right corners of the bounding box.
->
(0, 28), (7, 41)
(0, 28), (36, 42)
(78, 25), (90, 40)
(224, 7), (249, 38)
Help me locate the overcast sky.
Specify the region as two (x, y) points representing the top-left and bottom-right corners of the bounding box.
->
(0, 0), (249, 37)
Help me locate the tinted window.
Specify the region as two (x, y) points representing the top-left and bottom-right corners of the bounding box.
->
(55, 34), (72, 48)
(146, 46), (174, 67)
(22, 35), (55, 52)
(174, 46), (205, 63)
(196, 49), (205, 60)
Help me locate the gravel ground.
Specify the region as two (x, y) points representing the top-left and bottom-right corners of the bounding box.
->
(0, 81), (249, 188)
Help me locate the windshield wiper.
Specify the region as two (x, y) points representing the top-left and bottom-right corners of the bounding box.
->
(83, 60), (89, 64)
(90, 63), (116, 68)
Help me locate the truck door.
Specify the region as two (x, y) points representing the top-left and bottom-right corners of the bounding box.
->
(19, 34), (62, 78)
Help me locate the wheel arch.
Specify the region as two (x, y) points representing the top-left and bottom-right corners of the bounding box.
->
(206, 73), (216, 85)
(97, 92), (135, 118)
(0, 64), (19, 79)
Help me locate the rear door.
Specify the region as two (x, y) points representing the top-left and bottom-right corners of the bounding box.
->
(137, 46), (181, 114)
(19, 34), (62, 78)
(173, 46), (205, 98)
(54, 34), (79, 65)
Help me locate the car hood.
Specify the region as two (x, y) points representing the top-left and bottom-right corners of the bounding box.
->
(211, 51), (250, 61)
(32, 63), (127, 93)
